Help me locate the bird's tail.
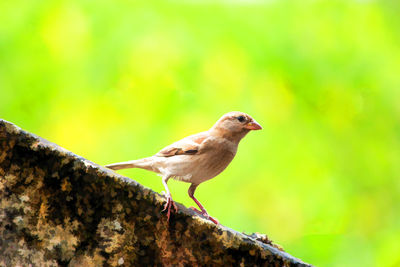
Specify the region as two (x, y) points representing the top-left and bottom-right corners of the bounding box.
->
(105, 157), (157, 172)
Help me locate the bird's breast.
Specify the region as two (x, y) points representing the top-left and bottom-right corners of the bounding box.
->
(180, 146), (236, 184)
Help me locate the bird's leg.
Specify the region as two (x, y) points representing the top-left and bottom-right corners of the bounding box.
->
(161, 176), (178, 222)
(188, 184), (219, 225)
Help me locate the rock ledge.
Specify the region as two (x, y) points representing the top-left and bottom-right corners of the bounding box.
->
(0, 119), (312, 266)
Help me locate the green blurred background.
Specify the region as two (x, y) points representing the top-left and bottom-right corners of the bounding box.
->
(1, 0), (400, 266)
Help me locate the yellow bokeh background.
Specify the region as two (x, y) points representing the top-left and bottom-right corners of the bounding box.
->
(1, 1), (400, 266)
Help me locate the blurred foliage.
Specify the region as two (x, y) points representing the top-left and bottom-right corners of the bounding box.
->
(1, 0), (400, 266)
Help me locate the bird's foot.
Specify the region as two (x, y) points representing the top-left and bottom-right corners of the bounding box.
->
(162, 195), (178, 222)
(190, 207), (219, 225)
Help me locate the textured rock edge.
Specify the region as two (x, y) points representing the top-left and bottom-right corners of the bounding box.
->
(0, 119), (312, 266)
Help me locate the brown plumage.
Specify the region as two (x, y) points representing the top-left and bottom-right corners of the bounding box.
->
(105, 111), (262, 224)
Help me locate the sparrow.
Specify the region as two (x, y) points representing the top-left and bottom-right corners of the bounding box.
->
(105, 111), (262, 224)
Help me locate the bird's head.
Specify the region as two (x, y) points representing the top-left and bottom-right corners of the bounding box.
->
(211, 111), (262, 141)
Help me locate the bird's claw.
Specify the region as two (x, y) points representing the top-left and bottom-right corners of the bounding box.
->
(162, 195), (178, 222)
(189, 206), (202, 214)
(189, 207), (219, 225)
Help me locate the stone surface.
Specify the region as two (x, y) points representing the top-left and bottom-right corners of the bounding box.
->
(0, 119), (312, 267)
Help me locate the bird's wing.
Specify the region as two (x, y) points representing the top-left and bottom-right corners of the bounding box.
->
(155, 132), (209, 157)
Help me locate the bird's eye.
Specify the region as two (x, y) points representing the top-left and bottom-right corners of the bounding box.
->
(237, 116), (245, 123)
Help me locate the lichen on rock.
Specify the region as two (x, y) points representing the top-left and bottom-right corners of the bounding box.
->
(0, 119), (312, 266)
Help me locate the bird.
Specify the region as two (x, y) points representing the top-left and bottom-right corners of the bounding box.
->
(105, 111), (262, 224)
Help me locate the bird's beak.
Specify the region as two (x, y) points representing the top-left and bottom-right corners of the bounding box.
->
(244, 120), (262, 130)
